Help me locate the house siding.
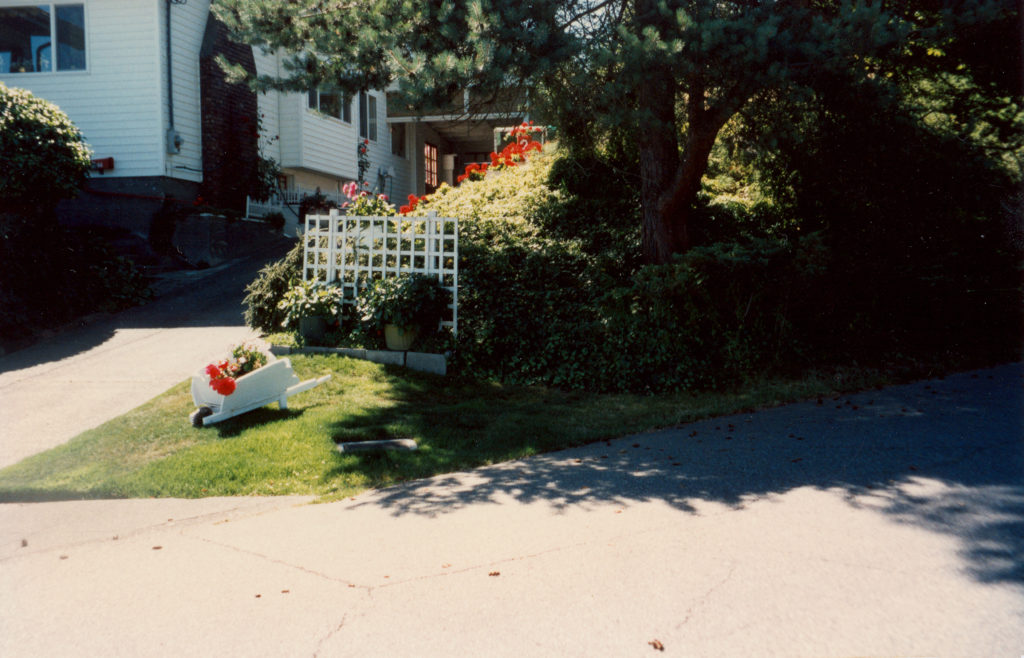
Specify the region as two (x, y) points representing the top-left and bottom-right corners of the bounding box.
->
(164, 0), (209, 183)
(253, 48), (281, 164)
(0, 0), (165, 179)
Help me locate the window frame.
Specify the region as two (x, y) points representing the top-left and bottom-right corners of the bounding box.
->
(359, 91), (378, 142)
(307, 87), (351, 123)
(424, 142), (438, 191)
(390, 122), (406, 158)
(0, 3), (87, 74)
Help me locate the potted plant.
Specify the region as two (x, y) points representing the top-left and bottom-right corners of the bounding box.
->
(356, 273), (449, 351)
(277, 280), (343, 342)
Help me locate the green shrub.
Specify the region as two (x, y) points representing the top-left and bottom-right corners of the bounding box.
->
(262, 211), (286, 231)
(0, 223), (151, 344)
(243, 240), (304, 332)
(277, 280), (344, 329)
(0, 83), (91, 215)
(355, 273), (449, 332)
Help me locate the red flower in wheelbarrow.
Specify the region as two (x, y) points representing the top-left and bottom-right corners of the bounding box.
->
(204, 363), (237, 395)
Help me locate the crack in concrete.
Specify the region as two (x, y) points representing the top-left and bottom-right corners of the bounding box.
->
(188, 534), (368, 589)
(676, 562), (738, 630)
(313, 613), (349, 658)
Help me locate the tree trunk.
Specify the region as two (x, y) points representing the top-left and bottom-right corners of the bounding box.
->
(638, 69), (687, 265)
(638, 77), (749, 264)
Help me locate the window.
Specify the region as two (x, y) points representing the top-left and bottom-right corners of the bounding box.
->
(0, 4), (85, 73)
(359, 91), (377, 142)
(307, 88), (351, 122)
(424, 142), (438, 192)
(390, 123), (406, 158)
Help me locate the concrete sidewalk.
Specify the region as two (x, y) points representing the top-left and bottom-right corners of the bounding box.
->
(1, 363), (1022, 657)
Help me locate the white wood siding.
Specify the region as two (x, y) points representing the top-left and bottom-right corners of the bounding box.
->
(253, 47), (281, 164)
(0, 0), (165, 179)
(297, 93), (358, 178)
(164, 0), (209, 182)
(250, 52), (418, 201)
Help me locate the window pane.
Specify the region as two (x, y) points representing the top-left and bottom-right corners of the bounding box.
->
(368, 96), (377, 141)
(319, 90), (341, 118)
(390, 123), (406, 158)
(359, 92), (368, 138)
(308, 89), (318, 109)
(342, 94), (351, 123)
(424, 143), (438, 188)
(56, 5), (85, 71)
(0, 6), (52, 73)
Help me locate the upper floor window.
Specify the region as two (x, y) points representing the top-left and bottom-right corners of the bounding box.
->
(307, 88), (351, 122)
(0, 4), (85, 73)
(359, 91), (377, 142)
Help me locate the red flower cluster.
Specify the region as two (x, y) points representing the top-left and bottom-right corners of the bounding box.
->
(205, 361), (238, 396)
(399, 193), (427, 215)
(456, 121), (543, 183)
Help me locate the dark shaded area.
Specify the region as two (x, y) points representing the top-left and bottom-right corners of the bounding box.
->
(0, 235), (291, 373)
(199, 13), (259, 212)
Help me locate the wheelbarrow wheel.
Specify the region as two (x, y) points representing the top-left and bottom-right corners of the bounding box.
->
(190, 406), (213, 427)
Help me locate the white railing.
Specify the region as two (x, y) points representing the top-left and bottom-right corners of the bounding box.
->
(302, 210), (459, 333)
(245, 188), (347, 220)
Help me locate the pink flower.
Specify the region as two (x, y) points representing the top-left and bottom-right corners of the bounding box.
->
(378, 194), (388, 201)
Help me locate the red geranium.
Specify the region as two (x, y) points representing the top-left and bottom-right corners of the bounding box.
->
(203, 345), (267, 396)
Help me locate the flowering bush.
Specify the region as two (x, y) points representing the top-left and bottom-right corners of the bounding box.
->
(357, 138), (370, 184)
(204, 343), (269, 396)
(341, 180), (395, 216)
(454, 121), (544, 185)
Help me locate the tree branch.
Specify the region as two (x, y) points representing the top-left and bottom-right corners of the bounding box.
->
(558, 0), (619, 31)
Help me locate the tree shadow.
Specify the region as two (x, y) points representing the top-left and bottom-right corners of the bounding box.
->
(337, 362), (1024, 586)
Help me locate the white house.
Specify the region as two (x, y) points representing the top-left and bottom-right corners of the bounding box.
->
(0, 0), (524, 235)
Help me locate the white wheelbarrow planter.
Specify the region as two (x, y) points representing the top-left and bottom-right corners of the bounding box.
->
(190, 357), (330, 427)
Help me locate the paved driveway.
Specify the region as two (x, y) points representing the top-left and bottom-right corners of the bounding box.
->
(0, 240), (290, 468)
(1, 350), (1021, 656)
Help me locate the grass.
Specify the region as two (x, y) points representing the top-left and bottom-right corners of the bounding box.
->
(0, 353), (912, 503)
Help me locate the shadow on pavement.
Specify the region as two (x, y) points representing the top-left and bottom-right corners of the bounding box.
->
(351, 362), (1024, 586)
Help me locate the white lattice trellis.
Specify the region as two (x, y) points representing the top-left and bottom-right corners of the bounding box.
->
(302, 210), (459, 333)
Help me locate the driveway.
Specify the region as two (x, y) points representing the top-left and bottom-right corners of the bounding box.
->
(0, 345), (1021, 656)
(0, 238), (291, 468)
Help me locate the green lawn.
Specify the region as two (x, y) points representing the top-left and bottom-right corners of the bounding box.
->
(0, 353), (894, 502)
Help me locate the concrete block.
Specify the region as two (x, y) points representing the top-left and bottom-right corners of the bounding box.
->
(335, 438), (418, 454)
(363, 350), (405, 366)
(405, 352), (447, 376)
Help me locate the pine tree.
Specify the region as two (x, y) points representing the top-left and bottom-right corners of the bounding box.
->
(214, 0), (1017, 263)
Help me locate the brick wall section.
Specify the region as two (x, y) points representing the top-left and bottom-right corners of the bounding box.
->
(199, 14), (258, 211)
